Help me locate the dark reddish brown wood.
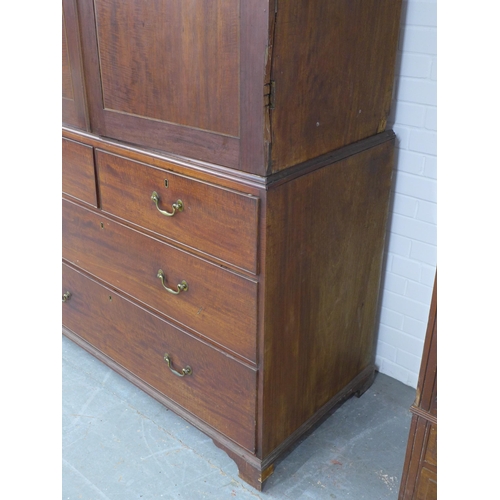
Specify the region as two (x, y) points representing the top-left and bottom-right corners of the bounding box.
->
(239, 0), (270, 174)
(62, 14), (72, 100)
(269, 0), (402, 173)
(64, 323), (264, 480)
(95, 149), (260, 274)
(96, 0), (240, 137)
(62, 126), (266, 192)
(424, 424), (437, 467)
(399, 275), (437, 500)
(62, 263), (257, 451)
(260, 137), (395, 456)
(400, 417), (427, 499)
(62, 0), (89, 130)
(62, 138), (97, 206)
(416, 467), (437, 500)
(211, 439), (274, 492)
(74, 0), (105, 133)
(75, 0), (402, 175)
(77, 0), (243, 169)
(258, 365), (375, 467)
(62, 129), (397, 490)
(62, 0), (404, 481)
(211, 365), (374, 490)
(62, 198), (258, 362)
(399, 417), (437, 500)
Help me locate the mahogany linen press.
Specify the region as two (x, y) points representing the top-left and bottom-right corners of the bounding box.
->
(62, 0), (402, 489)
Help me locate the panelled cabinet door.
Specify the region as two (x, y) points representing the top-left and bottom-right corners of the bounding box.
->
(77, 0), (268, 173)
(62, 0), (89, 130)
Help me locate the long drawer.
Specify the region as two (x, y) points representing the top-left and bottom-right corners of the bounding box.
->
(62, 263), (257, 452)
(62, 198), (258, 361)
(95, 150), (260, 273)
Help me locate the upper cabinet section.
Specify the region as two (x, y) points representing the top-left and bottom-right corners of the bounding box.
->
(67, 0), (402, 176)
(269, 0), (402, 173)
(62, 0), (89, 130)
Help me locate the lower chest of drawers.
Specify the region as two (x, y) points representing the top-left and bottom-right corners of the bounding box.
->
(62, 129), (395, 490)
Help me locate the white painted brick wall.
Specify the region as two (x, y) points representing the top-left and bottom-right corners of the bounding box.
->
(375, 0), (437, 388)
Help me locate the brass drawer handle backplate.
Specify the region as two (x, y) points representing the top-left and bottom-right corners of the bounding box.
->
(157, 269), (188, 295)
(164, 353), (192, 377)
(62, 291), (71, 302)
(151, 191), (183, 217)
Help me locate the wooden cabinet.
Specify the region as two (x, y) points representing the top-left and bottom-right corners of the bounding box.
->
(72, 0), (401, 175)
(63, 263), (257, 451)
(62, 0), (402, 490)
(399, 276), (437, 500)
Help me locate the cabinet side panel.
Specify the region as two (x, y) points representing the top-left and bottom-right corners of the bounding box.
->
(270, 0), (401, 172)
(261, 138), (394, 456)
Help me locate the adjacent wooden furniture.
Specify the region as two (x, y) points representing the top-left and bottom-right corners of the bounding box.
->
(399, 276), (437, 500)
(62, 0), (402, 490)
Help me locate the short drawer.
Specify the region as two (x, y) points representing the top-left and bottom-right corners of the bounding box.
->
(95, 150), (259, 273)
(62, 138), (97, 207)
(62, 198), (257, 361)
(62, 263), (257, 452)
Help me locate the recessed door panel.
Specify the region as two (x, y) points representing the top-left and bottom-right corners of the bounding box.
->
(95, 0), (240, 137)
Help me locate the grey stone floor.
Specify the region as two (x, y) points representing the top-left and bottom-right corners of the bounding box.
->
(62, 336), (415, 500)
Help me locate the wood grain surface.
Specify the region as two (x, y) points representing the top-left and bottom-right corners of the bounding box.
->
(63, 263), (257, 451)
(269, 0), (402, 173)
(96, 149), (260, 273)
(62, 138), (97, 206)
(62, 0), (89, 130)
(62, 199), (258, 361)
